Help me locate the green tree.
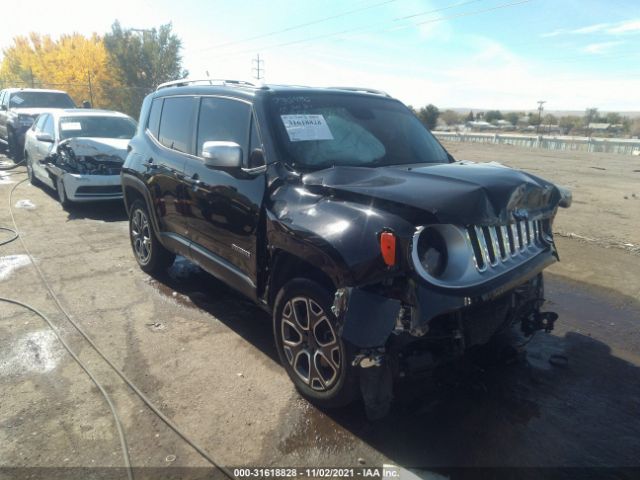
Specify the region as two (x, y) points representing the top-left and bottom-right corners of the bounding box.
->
(465, 110), (474, 121)
(484, 110), (503, 123)
(584, 108), (600, 125)
(104, 21), (187, 117)
(543, 113), (558, 125)
(504, 112), (519, 126)
(440, 109), (460, 126)
(418, 104), (440, 130)
(605, 112), (622, 125)
(559, 115), (582, 134)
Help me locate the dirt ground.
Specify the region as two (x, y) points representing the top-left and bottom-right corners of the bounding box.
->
(0, 143), (639, 479)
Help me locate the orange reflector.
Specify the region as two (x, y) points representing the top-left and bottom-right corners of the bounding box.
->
(380, 232), (396, 266)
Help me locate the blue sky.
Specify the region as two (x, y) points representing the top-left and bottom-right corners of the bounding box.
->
(2, 0), (639, 111)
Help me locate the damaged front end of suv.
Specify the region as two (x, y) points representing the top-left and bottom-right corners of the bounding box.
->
(273, 160), (571, 418)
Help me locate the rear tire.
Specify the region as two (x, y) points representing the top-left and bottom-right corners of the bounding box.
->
(128, 199), (175, 274)
(273, 278), (359, 408)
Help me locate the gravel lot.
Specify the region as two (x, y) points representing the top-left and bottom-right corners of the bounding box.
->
(1, 144), (639, 479)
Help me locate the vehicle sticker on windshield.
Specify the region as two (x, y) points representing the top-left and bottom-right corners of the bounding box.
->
(60, 122), (82, 131)
(281, 114), (334, 142)
(11, 95), (24, 105)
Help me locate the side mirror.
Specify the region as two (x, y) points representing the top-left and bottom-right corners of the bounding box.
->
(36, 133), (55, 143)
(201, 141), (242, 168)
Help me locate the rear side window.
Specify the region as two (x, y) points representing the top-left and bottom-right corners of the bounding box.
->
(196, 97), (250, 162)
(147, 98), (163, 138)
(158, 96), (196, 154)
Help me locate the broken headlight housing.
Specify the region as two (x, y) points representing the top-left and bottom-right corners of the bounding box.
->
(411, 224), (481, 287)
(415, 226), (448, 277)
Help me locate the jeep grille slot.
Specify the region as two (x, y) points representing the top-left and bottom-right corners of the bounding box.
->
(467, 220), (546, 272)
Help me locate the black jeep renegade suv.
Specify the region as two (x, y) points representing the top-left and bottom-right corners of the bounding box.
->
(122, 80), (570, 416)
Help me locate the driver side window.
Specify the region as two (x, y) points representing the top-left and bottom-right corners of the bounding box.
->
(43, 115), (55, 137)
(34, 114), (47, 132)
(196, 97), (251, 165)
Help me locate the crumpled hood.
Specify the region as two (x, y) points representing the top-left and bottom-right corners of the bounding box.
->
(302, 161), (564, 225)
(59, 137), (130, 161)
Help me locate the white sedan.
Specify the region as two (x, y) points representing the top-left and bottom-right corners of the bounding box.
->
(24, 109), (136, 206)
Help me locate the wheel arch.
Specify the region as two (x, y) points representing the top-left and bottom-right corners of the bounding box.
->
(267, 249), (337, 308)
(121, 173), (162, 237)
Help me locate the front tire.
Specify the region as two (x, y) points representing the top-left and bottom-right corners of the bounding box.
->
(7, 128), (22, 162)
(273, 278), (359, 408)
(26, 154), (40, 186)
(56, 176), (72, 208)
(128, 199), (175, 274)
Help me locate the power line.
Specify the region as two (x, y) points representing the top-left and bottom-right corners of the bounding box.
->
(195, 0), (485, 59)
(202, 0), (530, 61)
(194, 0), (399, 53)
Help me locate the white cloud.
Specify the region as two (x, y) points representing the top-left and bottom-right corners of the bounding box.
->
(582, 41), (624, 54)
(542, 18), (640, 38)
(607, 19), (640, 34)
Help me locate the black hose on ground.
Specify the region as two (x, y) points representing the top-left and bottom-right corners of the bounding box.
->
(2, 177), (235, 480)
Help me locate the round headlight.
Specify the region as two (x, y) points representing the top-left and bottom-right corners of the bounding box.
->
(417, 227), (448, 277)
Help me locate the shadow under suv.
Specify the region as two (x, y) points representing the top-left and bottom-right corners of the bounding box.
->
(121, 80), (571, 417)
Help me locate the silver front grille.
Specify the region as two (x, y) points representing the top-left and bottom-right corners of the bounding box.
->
(467, 219), (546, 272)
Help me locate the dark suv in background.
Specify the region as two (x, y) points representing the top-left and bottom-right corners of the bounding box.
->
(122, 79), (570, 416)
(0, 88), (76, 160)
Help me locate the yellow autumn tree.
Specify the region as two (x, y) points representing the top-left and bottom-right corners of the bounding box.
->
(0, 33), (123, 110)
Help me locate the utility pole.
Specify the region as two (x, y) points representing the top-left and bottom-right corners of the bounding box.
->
(536, 100), (546, 134)
(252, 54), (264, 81)
(29, 67), (35, 88)
(87, 69), (94, 108)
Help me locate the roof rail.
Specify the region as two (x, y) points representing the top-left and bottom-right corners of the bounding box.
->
(327, 86), (390, 97)
(155, 78), (256, 91)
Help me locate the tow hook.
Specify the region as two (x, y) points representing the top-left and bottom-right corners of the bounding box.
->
(522, 311), (559, 336)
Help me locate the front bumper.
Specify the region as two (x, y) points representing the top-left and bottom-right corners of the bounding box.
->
(61, 173), (123, 202)
(335, 248), (556, 349)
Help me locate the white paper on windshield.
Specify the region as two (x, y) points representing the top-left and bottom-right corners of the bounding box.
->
(60, 122), (82, 131)
(12, 95), (24, 105)
(281, 114), (334, 142)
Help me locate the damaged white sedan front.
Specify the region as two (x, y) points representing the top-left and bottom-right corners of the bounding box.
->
(23, 109), (136, 206)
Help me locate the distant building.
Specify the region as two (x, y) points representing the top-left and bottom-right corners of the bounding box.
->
(539, 124), (562, 134)
(588, 123), (611, 131)
(466, 120), (497, 131)
(494, 119), (515, 130)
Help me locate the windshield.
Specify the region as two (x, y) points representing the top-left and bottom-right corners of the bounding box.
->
(59, 116), (137, 140)
(268, 93), (450, 170)
(10, 92), (75, 109)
